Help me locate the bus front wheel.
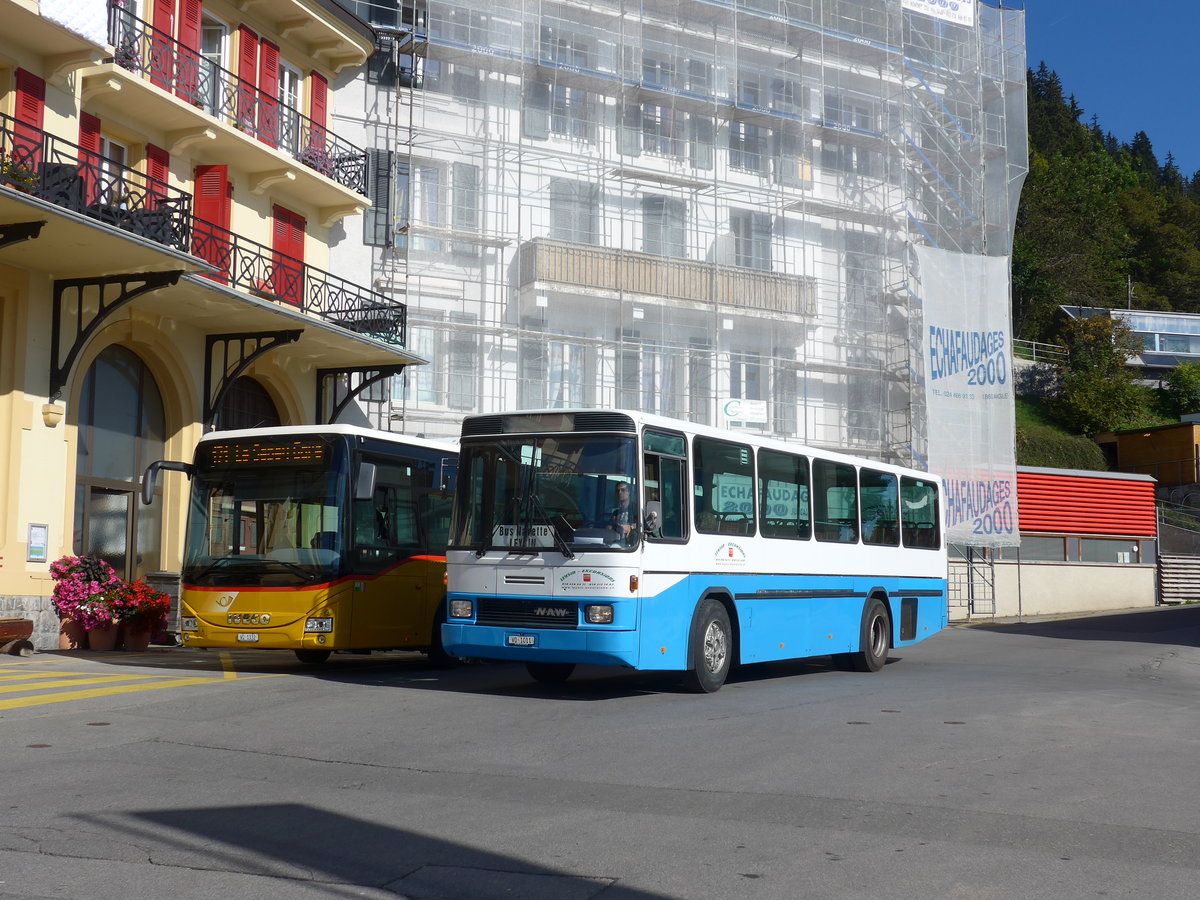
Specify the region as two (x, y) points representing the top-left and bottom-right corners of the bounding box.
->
(683, 599), (732, 693)
(526, 662), (575, 684)
(835, 597), (890, 673)
(295, 649), (332, 665)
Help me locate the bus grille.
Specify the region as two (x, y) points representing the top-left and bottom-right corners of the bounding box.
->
(476, 598), (579, 629)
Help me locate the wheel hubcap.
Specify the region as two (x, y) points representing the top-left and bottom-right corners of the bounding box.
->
(870, 615), (886, 657)
(703, 620), (727, 673)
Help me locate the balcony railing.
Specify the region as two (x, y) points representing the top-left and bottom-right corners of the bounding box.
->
(0, 116), (401, 345)
(517, 238), (816, 317)
(1, 111), (192, 252)
(192, 221), (406, 345)
(108, 3), (367, 195)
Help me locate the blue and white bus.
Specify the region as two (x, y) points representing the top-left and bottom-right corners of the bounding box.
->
(443, 409), (947, 692)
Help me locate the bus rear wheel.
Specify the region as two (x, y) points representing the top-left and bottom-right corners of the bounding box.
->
(526, 662), (575, 684)
(835, 597), (890, 673)
(683, 599), (732, 693)
(295, 649), (331, 665)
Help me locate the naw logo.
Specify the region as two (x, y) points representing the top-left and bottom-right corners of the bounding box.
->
(559, 569), (616, 591)
(715, 543), (746, 567)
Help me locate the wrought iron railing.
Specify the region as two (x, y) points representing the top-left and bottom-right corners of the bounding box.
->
(107, 3), (367, 195)
(191, 221), (406, 345)
(1, 111), (192, 252)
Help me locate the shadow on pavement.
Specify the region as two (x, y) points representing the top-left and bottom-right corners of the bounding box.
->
(969, 604), (1200, 647)
(78, 803), (669, 899)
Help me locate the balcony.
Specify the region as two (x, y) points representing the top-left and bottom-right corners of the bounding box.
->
(0, 110), (198, 275)
(84, 4), (368, 218)
(516, 238), (816, 318)
(189, 221), (406, 346)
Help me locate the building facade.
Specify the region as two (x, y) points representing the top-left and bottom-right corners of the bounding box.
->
(332, 0), (1027, 466)
(0, 0), (420, 647)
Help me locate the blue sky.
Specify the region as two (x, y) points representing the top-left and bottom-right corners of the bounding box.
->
(1019, 0), (1200, 177)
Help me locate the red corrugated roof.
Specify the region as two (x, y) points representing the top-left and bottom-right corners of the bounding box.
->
(1017, 471), (1157, 536)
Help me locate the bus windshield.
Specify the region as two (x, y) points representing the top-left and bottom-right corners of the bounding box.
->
(451, 435), (639, 552)
(184, 438), (349, 586)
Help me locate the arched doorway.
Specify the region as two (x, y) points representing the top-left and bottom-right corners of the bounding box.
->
(214, 376), (282, 430)
(73, 345), (165, 581)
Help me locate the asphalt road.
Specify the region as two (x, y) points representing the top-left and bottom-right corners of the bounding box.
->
(2, 605), (1198, 899)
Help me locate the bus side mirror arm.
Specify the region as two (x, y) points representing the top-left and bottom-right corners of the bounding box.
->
(141, 460), (194, 505)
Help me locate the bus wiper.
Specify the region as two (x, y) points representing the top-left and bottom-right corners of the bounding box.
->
(265, 558), (318, 581)
(525, 490), (575, 559)
(188, 556), (247, 581)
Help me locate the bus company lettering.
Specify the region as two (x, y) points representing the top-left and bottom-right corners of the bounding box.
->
(715, 543), (747, 567)
(928, 327), (1005, 381)
(559, 569), (616, 590)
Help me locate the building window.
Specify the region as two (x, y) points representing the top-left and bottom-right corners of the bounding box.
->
(405, 315), (478, 410)
(364, 148), (393, 247)
(214, 376), (281, 431)
(731, 210), (772, 270)
(642, 195), (686, 258)
(520, 328), (587, 409)
(729, 122), (767, 173)
(73, 345), (165, 581)
(549, 179), (598, 245)
(619, 331), (680, 415)
(642, 104), (682, 157)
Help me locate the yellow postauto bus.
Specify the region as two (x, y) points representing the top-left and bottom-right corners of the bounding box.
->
(146, 425), (457, 664)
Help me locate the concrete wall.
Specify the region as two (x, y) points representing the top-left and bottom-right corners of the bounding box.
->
(992, 562), (1157, 618)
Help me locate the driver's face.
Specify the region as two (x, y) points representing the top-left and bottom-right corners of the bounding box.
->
(616, 484), (630, 506)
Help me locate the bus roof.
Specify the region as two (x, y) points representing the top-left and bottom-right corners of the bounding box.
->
(459, 408), (937, 482)
(198, 424), (458, 455)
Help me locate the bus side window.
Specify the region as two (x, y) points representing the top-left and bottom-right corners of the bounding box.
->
(643, 453), (686, 540)
(901, 476), (941, 549)
(860, 468), (899, 546)
(813, 459), (858, 543)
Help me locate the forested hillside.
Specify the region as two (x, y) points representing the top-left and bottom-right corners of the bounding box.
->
(1013, 63), (1200, 343)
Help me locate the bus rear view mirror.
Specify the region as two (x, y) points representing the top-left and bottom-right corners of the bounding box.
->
(140, 459), (193, 505)
(355, 462), (377, 501)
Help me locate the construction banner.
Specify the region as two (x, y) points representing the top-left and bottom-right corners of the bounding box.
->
(918, 245), (1020, 546)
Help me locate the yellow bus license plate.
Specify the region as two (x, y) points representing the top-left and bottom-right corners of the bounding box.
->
(236, 633), (259, 642)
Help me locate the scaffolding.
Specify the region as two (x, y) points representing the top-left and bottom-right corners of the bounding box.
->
(333, 0), (1027, 466)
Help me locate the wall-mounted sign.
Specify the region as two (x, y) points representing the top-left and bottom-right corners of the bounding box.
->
(902, 0), (975, 28)
(27, 524), (48, 563)
(722, 398), (767, 425)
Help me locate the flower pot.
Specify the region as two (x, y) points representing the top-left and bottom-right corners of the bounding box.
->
(59, 619), (88, 650)
(86, 625), (119, 651)
(119, 624), (153, 652)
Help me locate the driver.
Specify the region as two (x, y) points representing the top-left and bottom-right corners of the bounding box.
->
(610, 481), (638, 545)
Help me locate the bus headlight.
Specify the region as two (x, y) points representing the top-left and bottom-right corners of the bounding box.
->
(305, 617), (333, 633)
(449, 599), (474, 618)
(180, 617), (198, 632)
(585, 604), (614, 625)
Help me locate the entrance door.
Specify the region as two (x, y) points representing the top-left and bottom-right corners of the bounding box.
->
(74, 345), (165, 580)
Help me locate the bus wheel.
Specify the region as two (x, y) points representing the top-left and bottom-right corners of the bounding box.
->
(683, 599), (732, 693)
(526, 662), (575, 684)
(842, 598), (890, 673)
(294, 649), (332, 665)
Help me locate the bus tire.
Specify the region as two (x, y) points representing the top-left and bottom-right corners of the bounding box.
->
(843, 597), (890, 673)
(683, 599), (732, 693)
(526, 661), (575, 684)
(295, 649), (331, 665)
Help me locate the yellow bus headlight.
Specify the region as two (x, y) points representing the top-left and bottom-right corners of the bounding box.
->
(180, 617), (198, 632)
(305, 617), (333, 633)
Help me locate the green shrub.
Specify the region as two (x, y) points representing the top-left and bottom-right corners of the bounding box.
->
(1015, 423), (1108, 470)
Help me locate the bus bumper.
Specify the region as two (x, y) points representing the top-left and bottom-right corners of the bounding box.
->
(442, 623), (639, 668)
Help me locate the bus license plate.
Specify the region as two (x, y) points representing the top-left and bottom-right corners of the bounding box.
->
(236, 633), (259, 643)
(506, 634), (536, 647)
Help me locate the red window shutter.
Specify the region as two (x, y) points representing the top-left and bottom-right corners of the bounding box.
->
(13, 70), (46, 169)
(193, 164), (232, 283)
(257, 41), (280, 148)
(236, 25), (259, 130)
(271, 205), (305, 306)
(78, 112), (102, 205)
(151, 0), (176, 89)
(175, 0), (203, 102)
(309, 71), (328, 128)
(146, 144), (170, 205)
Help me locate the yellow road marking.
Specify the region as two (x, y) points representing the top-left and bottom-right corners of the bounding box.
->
(220, 651), (239, 679)
(0, 674), (172, 693)
(0, 672), (282, 711)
